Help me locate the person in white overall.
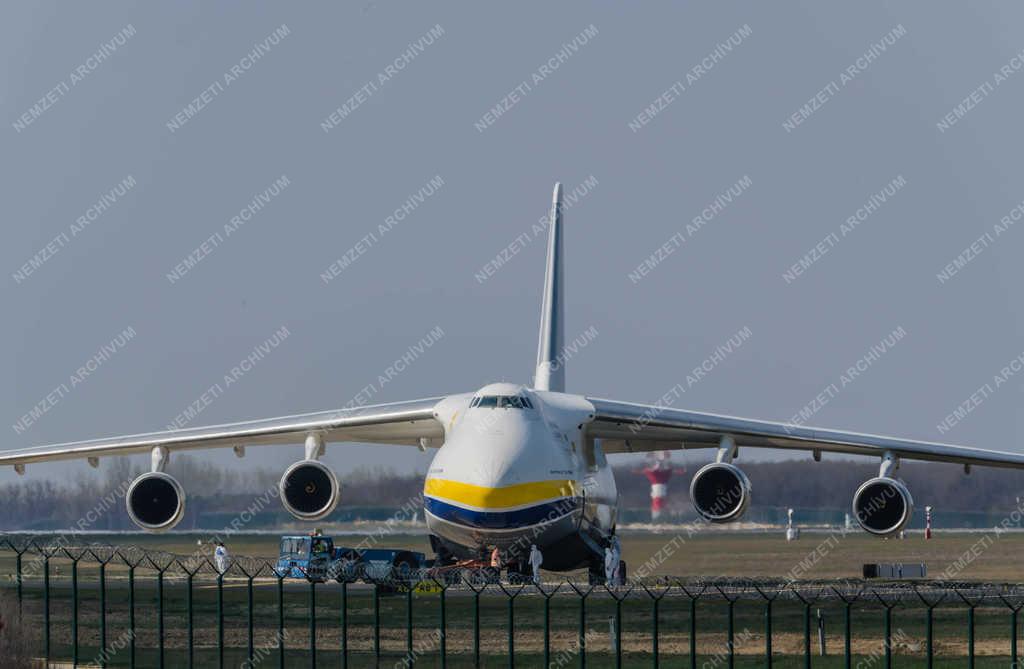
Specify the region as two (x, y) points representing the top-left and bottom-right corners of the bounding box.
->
(214, 541), (230, 574)
(609, 536), (622, 584)
(528, 544), (543, 584)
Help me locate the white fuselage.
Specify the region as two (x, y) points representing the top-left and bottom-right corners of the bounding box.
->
(423, 384), (617, 571)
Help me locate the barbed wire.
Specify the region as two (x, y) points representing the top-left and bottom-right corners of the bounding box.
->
(3, 535), (1023, 604)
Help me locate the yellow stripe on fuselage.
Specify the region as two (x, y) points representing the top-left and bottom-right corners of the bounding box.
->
(424, 478), (577, 510)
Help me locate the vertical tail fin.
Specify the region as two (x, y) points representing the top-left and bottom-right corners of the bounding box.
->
(534, 183), (565, 392)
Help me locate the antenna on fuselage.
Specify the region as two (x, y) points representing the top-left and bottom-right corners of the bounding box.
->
(534, 182), (564, 392)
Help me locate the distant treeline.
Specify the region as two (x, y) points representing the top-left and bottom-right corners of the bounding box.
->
(618, 458), (1024, 517)
(1, 458), (1021, 530)
(0, 459), (426, 531)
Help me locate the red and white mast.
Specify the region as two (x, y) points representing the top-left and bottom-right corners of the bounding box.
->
(641, 451), (682, 521)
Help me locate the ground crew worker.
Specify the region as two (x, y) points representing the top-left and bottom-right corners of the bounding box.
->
(529, 544), (543, 583)
(489, 545), (502, 583)
(214, 541), (230, 574)
(609, 536), (622, 584)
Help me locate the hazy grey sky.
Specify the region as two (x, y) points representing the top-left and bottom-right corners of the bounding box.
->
(4, 3), (1024, 484)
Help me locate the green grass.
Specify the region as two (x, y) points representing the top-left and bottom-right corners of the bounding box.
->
(3, 531), (1024, 664)
(4, 579), (1022, 665)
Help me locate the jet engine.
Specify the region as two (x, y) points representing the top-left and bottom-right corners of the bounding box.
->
(126, 472), (186, 531)
(689, 462), (752, 523)
(279, 460), (340, 521)
(852, 476), (913, 536)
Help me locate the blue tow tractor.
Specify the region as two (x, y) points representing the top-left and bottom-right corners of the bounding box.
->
(276, 533), (429, 584)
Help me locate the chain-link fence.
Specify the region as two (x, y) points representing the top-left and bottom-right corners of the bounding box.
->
(1, 536), (1023, 668)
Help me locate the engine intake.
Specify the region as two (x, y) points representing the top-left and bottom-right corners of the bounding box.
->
(689, 462), (752, 523)
(126, 472), (186, 531)
(852, 477), (913, 536)
(280, 460), (340, 521)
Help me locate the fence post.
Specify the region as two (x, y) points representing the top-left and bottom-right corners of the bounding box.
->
(803, 604), (811, 668)
(340, 580), (348, 668)
(468, 580), (485, 667)
(914, 585), (945, 669)
(127, 563), (136, 668)
(374, 582), (381, 662)
(309, 578), (317, 669)
(439, 580), (449, 669)
(113, 551), (143, 669)
(143, 554), (175, 669)
(499, 583), (526, 669)
(926, 606), (933, 669)
(968, 606), (974, 669)
(88, 549), (116, 669)
(43, 555), (50, 663)
(187, 568), (195, 668)
(954, 588), (982, 669)
(428, 578), (452, 669)
(791, 586), (823, 669)
(884, 603), (892, 669)
(159, 568), (165, 668)
(218, 571), (225, 669)
(997, 592), (1023, 669)
(691, 597), (697, 669)
(66, 549), (80, 667)
(234, 560), (265, 667)
(679, 583), (707, 669)
(99, 561), (107, 666)
(234, 560), (263, 667)
(275, 570), (286, 669)
(177, 556), (214, 669)
(1012, 603), (1021, 669)
(568, 582), (594, 669)
(715, 583), (742, 669)
(145, 556), (174, 669)
(604, 584), (633, 669)
(537, 582), (563, 669)
(753, 584), (781, 669)
(15, 550), (23, 617)
(831, 583), (863, 669)
(872, 590), (901, 669)
(406, 580), (414, 666)
(248, 574), (256, 664)
(476, 587), (482, 667)
(638, 577), (671, 667)
(508, 588), (516, 668)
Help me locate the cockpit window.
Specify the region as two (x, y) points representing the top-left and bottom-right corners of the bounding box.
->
(471, 395), (532, 409)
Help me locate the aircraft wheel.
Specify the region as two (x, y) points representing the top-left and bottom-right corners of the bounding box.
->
(392, 555), (417, 586)
(587, 560), (605, 586)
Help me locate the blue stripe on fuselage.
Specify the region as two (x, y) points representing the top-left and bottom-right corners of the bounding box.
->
(424, 496), (579, 529)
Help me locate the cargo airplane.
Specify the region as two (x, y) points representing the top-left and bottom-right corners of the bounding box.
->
(5, 184), (1024, 576)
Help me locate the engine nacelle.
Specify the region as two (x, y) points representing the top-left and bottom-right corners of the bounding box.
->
(126, 472), (186, 531)
(280, 460), (340, 521)
(689, 462), (752, 523)
(852, 477), (913, 536)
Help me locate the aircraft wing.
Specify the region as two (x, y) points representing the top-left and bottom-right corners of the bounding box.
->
(0, 397), (445, 470)
(586, 397), (1024, 469)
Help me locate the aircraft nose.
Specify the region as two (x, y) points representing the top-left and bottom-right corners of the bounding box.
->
(470, 455), (518, 489)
